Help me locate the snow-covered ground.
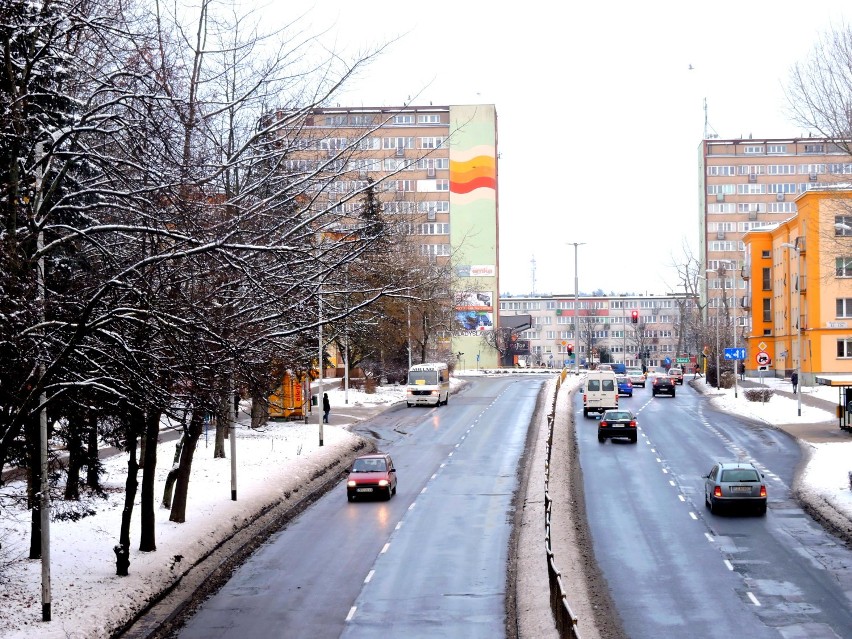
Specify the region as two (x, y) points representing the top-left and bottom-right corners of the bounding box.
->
(0, 372), (850, 638)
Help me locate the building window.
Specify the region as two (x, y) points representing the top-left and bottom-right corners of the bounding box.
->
(419, 137), (445, 149)
(418, 114), (441, 124)
(762, 298), (771, 323)
(737, 183), (767, 195)
(836, 257), (852, 277)
(762, 267), (771, 291)
(396, 180), (415, 192)
(837, 298), (852, 318)
(435, 179), (449, 191)
(836, 216), (852, 236)
(393, 114), (415, 124)
(837, 339), (852, 358)
(420, 243), (450, 256)
(804, 143), (825, 154)
(767, 165), (796, 175)
(743, 145), (764, 154)
(707, 165), (736, 176)
(767, 144), (787, 154)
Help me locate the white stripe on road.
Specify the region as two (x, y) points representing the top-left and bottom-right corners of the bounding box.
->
(724, 560), (734, 571)
(747, 592), (761, 606)
(364, 570), (375, 583)
(381, 543), (390, 554)
(346, 607), (357, 621)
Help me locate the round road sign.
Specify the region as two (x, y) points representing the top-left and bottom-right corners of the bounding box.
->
(756, 351), (771, 366)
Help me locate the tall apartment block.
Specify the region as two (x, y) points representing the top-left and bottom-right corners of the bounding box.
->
(699, 137), (843, 328)
(282, 104), (501, 367)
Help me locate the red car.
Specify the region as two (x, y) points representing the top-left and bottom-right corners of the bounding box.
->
(346, 453), (398, 501)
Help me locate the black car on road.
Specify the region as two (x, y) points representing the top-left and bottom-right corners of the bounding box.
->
(597, 409), (639, 443)
(652, 375), (676, 397)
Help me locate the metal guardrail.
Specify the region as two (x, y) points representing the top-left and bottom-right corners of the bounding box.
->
(543, 371), (582, 639)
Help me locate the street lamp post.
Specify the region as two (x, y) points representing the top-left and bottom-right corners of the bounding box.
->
(706, 269), (722, 390)
(718, 261), (739, 399)
(781, 242), (803, 417)
(568, 242), (585, 375)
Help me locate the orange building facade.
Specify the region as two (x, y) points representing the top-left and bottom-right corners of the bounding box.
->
(742, 186), (852, 382)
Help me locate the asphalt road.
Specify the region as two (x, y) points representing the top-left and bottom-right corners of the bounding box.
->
(175, 376), (544, 639)
(575, 382), (852, 639)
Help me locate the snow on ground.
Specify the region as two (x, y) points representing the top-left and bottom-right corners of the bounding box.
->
(0, 372), (851, 638)
(0, 381), (408, 639)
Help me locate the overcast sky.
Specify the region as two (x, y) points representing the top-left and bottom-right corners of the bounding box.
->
(266, 1), (851, 297)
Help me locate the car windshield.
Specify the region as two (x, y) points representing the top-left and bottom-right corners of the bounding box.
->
(720, 468), (760, 482)
(605, 412), (631, 420)
(352, 458), (387, 473)
(408, 371), (437, 385)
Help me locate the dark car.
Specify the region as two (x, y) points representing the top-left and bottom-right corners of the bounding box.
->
(346, 453), (397, 501)
(597, 409), (638, 443)
(652, 374), (676, 397)
(704, 461), (767, 515)
(616, 375), (633, 397)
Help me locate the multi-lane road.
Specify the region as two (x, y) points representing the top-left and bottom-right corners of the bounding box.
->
(576, 380), (852, 639)
(175, 375), (545, 639)
(161, 374), (852, 639)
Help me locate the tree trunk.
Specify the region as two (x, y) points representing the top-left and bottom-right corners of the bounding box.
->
(161, 435), (185, 509)
(85, 410), (101, 491)
(63, 411), (82, 501)
(139, 408), (161, 552)
(116, 407), (144, 576)
(214, 394), (227, 458)
(250, 391), (267, 428)
(26, 415), (41, 559)
(169, 410), (203, 523)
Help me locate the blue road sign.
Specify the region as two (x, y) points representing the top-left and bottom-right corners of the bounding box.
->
(723, 347), (746, 360)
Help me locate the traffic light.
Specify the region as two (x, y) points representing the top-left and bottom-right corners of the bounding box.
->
(631, 310), (639, 324)
(567, 343), (574, 355)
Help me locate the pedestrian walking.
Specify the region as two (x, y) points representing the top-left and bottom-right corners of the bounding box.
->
(322, 392), (330, 424)
(738, 361), (745, 381)
(791, 371), (799, 394)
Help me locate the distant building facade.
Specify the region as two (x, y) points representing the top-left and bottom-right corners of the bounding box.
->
(499, 293), (698, 370)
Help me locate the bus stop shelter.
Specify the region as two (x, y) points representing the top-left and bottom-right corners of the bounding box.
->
(814, 374), (852, 432)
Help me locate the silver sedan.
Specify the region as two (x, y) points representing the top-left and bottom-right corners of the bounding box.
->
(704, 461), (767, 515)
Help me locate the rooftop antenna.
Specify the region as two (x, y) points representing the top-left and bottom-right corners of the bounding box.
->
(704, 98), (719, 139)
(530, 254), (537, 295)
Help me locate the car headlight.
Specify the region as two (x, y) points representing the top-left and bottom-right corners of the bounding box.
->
(378, 479), (389, 487)
(347, 480), (357, 487)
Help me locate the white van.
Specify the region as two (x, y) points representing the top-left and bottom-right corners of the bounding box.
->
(406, 363), (450, 407)
(582, 370), (619, 418)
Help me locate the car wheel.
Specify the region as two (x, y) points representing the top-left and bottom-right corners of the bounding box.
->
(444, 394), (449, 405)
(628, 393), (633, 398)
(598, 434), (605, 443)
(652, 391), (657, 397)
(583, 408), (589, 418)
(385, 487), (392, 501)
(671, 391), (676, 397)
(348, 494), (355, 502)
(630, 435), (637, 443)
(407, 403), (412, 408)
(392, 483), (397, 496)
(705, 495), (710, 510)
(708, 497), (718, 514)
(757, 503), (767, 516)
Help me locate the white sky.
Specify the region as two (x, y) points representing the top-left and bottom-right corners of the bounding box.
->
(261, 2), (852, 296)
(1, 375), (850, 637)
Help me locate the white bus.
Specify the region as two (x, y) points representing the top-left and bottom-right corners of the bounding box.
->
(406, 363), (450, 407)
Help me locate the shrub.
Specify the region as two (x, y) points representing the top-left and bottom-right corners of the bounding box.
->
(744, 388), (773, 403)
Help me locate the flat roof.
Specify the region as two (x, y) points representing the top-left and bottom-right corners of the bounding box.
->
(815, 374), (852, 387)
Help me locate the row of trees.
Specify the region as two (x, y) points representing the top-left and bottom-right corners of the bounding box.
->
(0, 0), (449, 575)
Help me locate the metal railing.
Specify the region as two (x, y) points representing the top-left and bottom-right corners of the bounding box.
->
(543, 371), (582, 638)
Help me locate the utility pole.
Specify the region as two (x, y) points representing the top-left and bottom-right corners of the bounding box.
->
(567, 242), (585, 375)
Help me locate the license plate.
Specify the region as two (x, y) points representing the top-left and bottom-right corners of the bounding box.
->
(611, 424), (624, 428)
(357, 487), (373, 493)
(731, 486), (751, 493)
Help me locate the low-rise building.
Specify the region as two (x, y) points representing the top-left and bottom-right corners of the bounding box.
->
(498, 293), (698, 371)
(742, 185), (852, 383)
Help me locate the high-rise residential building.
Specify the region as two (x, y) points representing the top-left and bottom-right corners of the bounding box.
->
(699, 137), (845, 331)
(275, 104), (500, 367)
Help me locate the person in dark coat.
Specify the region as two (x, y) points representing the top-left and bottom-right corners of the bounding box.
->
(738, 361), (745, 381)
(791, 371), (799, 394)
(322, 392), (330, 423)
